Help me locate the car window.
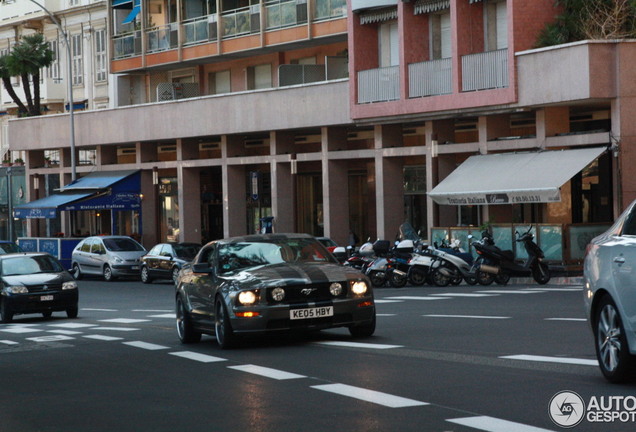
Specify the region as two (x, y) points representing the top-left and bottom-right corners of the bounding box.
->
(197, 245), (216, 267)
(80, 239), (93, 252)
(160, 245), (173, 257)
(1, 255), (64, 276)
(103, 238), (145, 252)
(149, 245), (162, 255)
(91, 240), (105, 254)
(173, 244), (200, 259)
(0, 243), (22, 254)
(622, 208), (636, 236)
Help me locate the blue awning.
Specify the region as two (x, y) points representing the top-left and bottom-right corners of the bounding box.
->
(14, 193), (93, 219)
(122, 6), (141, 24)
(62, 169), (139, 191)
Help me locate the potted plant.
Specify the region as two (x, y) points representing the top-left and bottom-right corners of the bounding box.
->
(13, 158), (24, 166)
(2, 158), (11, 167)
(44, 156), (51, 167)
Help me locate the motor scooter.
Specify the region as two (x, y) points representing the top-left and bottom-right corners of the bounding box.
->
(472, 226), (551, 285)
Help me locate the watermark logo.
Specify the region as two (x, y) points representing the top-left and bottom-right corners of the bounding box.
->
(549, 391), (585, 428)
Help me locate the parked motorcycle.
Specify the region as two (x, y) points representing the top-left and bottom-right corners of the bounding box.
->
(472, 227), (551, 285)
(427, 239), (479, 286)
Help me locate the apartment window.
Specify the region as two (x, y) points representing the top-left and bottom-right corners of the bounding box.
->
(378, 21), (399, 68)
(47, 41), (60, 81)
(71, 34), (83, 85)
(68, 0), (80, 6)
(430, 11), (451, 60)
(208, 70), (231, 95)
(247, 64), (272, 90)
(94, 29), (107, 82)
(485, 0), (508, 50)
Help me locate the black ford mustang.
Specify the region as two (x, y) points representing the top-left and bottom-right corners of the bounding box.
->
(175, 233), (376, 348)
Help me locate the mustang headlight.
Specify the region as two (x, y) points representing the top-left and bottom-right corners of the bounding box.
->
(4, 286), (28, 294)
(329, 282), (343, 296)
(271, 287), (285, 302)
(237, 290), (257, 306)
(351, 281), (368, 296)
(63, 281), (78, 290)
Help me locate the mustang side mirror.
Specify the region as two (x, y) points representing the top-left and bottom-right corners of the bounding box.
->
(192, 262), (214, 275)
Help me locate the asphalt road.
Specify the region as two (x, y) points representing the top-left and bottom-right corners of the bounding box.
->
(1, 278), (634, 432)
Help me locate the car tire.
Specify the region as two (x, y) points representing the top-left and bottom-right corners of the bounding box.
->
(176, 297), (201, 344)
(103, 265), (115, 282)
(172, 267), (180, 285)
(0, 300), (13, 324)
(215, 297), (236, 349)
(140, 266), (152, 284)
(349, 313), (376, 338)
(66, 307), (78, 319)
(72, 263), (82, 280)
(594, 296), (636, 383)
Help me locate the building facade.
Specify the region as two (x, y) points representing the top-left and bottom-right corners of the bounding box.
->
(5, 0), (635, 264)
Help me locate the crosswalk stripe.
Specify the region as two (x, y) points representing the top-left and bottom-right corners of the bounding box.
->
(27, 335), (75, 343)
(424, 314), (510, 320)
(476, 290), (539, 294)
(170, 351), (227, 363)
(228, 364), (306, 380)
(431, 293), (498, 297)
(385, 296), (451, 301)
(315, 341), (403, 349)
(0, 340), (19, 345)
(83, 335), (124, 341)
(500, 354), (597, 366)
(123, 341), (170, 350)
(447, 416), (556, 432)
(312, 383), (428, 408)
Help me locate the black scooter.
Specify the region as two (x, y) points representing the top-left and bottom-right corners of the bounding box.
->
(472, 227), (551, 285)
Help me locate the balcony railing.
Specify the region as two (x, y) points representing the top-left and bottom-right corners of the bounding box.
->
(357, 66), (400, 104)
(113, 31), (141, 59)
(314, 0), (347, 21)
(408, 57), (452, 98)
(222, 6), (260, 38)
(183, 14), (218, 46)
(147, 24), (178, 53)
(265, 0), (308, 30)
(462, 48), (508, 92)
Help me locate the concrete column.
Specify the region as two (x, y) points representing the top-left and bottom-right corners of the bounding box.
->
(375, 156), (404, 241)
(177, 138), (198, 161)
(178, 166), (201, 243)
(322, 127), (349, 245)
(137, 142), (154, 163)
(140, 169), (158, 247)
(222, 164), (246, 237)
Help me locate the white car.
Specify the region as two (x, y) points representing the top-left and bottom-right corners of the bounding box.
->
(584, 200), (636, 382)
(71, 236), (146, 281)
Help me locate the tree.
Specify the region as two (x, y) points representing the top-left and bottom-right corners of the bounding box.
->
(0, 33), (54, 116)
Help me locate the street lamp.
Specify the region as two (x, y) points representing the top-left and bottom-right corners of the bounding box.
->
(28, 0), (76, 182)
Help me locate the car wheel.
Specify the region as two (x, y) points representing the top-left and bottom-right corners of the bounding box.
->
(172, 267), (180, 285)
(349, 313), (376, 338)
(215, 297), (236, 349)
(0, 300), (13, 324)
(594, 296), (635, 383)
(140, 266), (152, 284)
(176, 297), (201, 344)
(368, 271), (386, 288)
(408, 267), (427, 286)
(72, 263), (82, 280)
(532, 262), (551, 285)
(66, 307), (78, 319)
(495, 272), (511, 285)
(103, 265), (115, 282)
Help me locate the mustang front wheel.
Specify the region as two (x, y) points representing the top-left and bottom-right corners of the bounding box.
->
(176, 297), (201, 344)
(215, 297), (236, 349)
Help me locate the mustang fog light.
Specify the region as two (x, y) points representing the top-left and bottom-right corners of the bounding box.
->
(271, 287), (285, 302)
(351, 281), (368, 295)
(329, 282), (343, 296)
(238, 290), (257, 306)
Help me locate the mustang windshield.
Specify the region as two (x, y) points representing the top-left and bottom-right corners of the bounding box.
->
(218, 238), (335, 273)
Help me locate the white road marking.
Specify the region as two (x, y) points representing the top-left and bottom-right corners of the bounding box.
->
(424, 314), (510, 320)
(147, 314), (175, 319)
(522, 288), (582, 292)
(500, 354), (597, 366)
(82, 308), (118, 312)
(316, 341), (403, 349)
(476, 290), (539, 295)
(377, 313), (396, 317)
(447, 416), (556, 432)
(385, 296), (451, 301)
(48, 323), (97, 329)
(123, 341), (170, 350)
(27, 335), (75, 343)
(169, 351), (227, 363)
(99, 318), (151, 324)
(132, 309), (172, 313)
(0, 327), (42, 334)
(228, 364), (306, 380)
(83, 335), (124, 341)
(47, 330), (83, 335)
(0, 340), (19, 345)
(545, 318), (586, 322)
(92, 327), (140, 332)
(374, 299), (404, 304)
(312, 383), (428, 408)
(431, 293), (498, 297)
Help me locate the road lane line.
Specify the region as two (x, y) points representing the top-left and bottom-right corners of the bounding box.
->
(82, 308), (118, 312)
(476, 290), (539, 295)
(311, 383), (428, 408)
(431, 293), (498, 297)
(500, 354), (597, 366)
(545, 318), (586, 322)
(228, 364), (306, 380)
(0, 327), (42, 334)
(123, 341), (170, 350)
(147, 314), (175, 318)
(374, 299), (404, 304)
(170, 351), (227, 363)
(27, 335), (75, 343)
(315, 341), (403, 349)
(92, 327), (140, 332)
(447, 416), (556, 432)
(0, 340), (19, 345)
(424, 314), (510, 320)
(48, 323), (97, 329)
(83, 335), (124, 341)
(47, 330), (83, 335)
(385, 296), (452, 301)
(99, 318), (151, 324)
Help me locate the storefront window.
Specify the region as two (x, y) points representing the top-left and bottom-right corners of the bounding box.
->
(296, 173), (323, 236)
(159, 177), (179, 242)
(404, 166), (427, 234)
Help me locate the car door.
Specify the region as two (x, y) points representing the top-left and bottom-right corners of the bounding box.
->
(89, 239), (108, 274)
(75, 238), (95, 274)
(158, 244), (174, 277)
(187, 243), (218, 326)
(145, 245), (161, 275)
(610, 205), (636, 332)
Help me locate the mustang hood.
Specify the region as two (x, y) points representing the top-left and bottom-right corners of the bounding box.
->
(226, 263), (364, 289)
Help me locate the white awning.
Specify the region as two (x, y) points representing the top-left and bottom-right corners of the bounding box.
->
(428, 147), (607, 205)
(414, 0), (450, 15)
(360, 7), (398, 25)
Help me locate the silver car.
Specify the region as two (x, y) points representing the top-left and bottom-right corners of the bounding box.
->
(584, 200), (636, 382)
(71, 236), (146, 281)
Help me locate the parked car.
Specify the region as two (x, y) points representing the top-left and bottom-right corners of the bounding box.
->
(176, 233), (376, 348)
(0, 240), (23, 254)
(140, 242), (201, 284)
(71, 236), (147, 281)
(0, 252), (78, 323)
(584, 199), (636, 382)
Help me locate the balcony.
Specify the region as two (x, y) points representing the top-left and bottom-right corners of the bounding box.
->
(183, 14), (218, 46)
(265, 0), (307, 30)
(147, 24), (178, 53)
(113, 31), (141, 59)
(408, 58), (452, 98)
(461, 49), (508, 92)
(357, 66), (400, 104)
(222, 5), (260, 39)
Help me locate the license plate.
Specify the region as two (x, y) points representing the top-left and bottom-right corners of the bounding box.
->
(41, 295), (54, 301)
(131, 266), (139, 270)
(290, 306), (333, 320)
